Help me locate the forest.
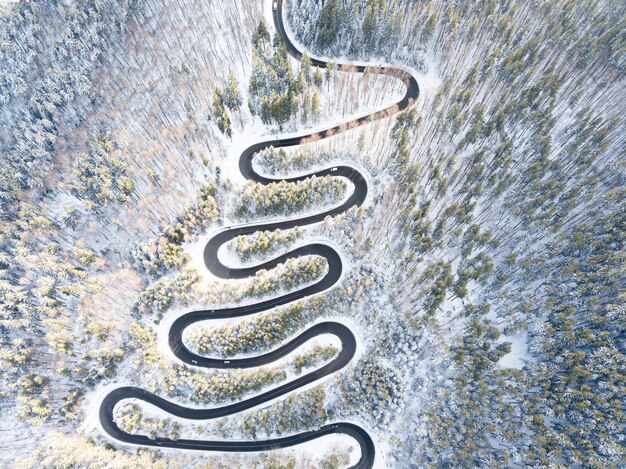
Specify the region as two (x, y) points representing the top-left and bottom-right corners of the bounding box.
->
(0, 0), (624, 468)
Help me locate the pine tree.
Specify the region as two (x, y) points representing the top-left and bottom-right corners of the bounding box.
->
(297, 70), (306, 94)
(217, 109), (232, 138)
(302, 90), (310, 123)
(311, 91), (320, 119)
(325, 60), (336, 87)
(260, 96), (272, 125)
(212, 87), (232, 137)
(223, 69), (242, 110)
(252, 20), (270, 49)
(314, 67), (323, 87)
(301, 51), (312, 82)
(363, 3), (375, 47)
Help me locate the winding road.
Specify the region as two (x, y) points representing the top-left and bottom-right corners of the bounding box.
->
(99, 1), (418, 467)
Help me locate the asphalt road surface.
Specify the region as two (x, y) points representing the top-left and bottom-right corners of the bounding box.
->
(99, 1), (419, 467)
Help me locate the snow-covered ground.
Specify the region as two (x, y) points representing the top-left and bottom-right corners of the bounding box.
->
(498, 331), (529, 369)
(84, 310), (369, 464)
(78, 0), (424, 466)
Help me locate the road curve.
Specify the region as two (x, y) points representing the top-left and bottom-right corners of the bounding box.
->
(99, 1), (419, 467)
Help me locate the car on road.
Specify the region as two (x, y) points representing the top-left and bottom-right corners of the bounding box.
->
(273, 2), (277, 11)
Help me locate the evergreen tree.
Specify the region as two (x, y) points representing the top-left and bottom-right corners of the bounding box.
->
(252, 19), (270, 49)
(222, 69), (242, 110)
(212, 87), (232, 137)
(325, 60), (336, 87)
(314, 67), (323, 87)
(311, 91), (320, 119)
(302, 91), (310, 123)
(301, 51), (312, 82)
(260, 96), (272, 125)
(217, 109), (232, 138)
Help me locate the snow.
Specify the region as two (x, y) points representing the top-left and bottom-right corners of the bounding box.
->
(81, 2), (421, 466)
(252, 153), (374, 191)
(498, 331), (529, 370)
(183, 328), (340, 364)
(182, 213), (359, 285)
(87, 313), (369, 455)
(91, 389), (379, 468)
(279, 0), (424, 97)
(81, 381), (126, 436)
(184, 235), (215, 282)
(216, 116), (273, 186)
(226, 176), (354, 225)
(416, 52), (443, 94)
(157, 306), (363, 371)
(295, 433), (361, 467)
(214, 0), (410, 190)
(101, 395), (363, 468)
